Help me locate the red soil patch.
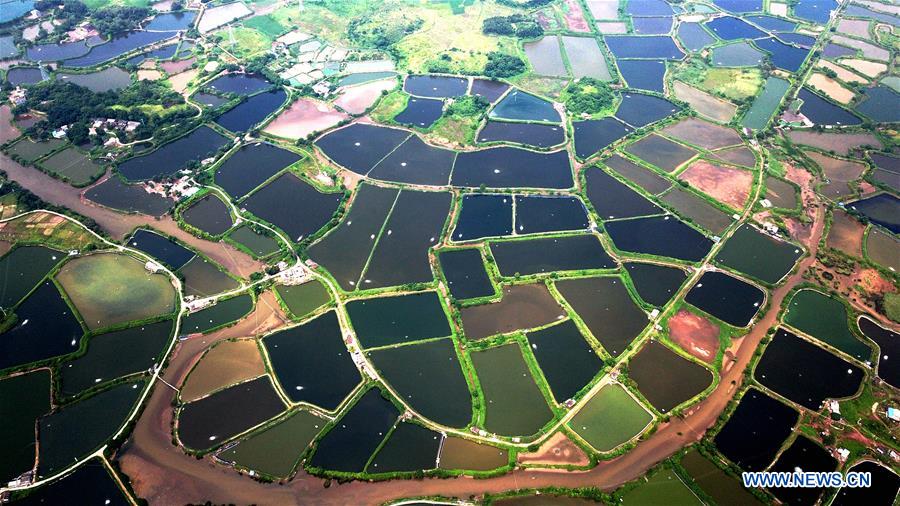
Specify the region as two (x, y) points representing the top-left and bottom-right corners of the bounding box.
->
(517, 432), (590, 467)
(0, 105), (20, 144)
(563, 0), (591, 32)
(334, 79), (396, 115)
(263, 98), (349, 140)
(160, 57), (196, 75)
(678, 160), (752, 210)
(826, 209), (865, 257)
(667, 310), (719, 364)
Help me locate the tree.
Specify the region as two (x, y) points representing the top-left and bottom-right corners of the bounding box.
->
(562, 78), (616, 115)
(483, 52), (525, 78)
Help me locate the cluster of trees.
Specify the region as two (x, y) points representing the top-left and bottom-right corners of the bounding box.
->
(496, 0), (553, 8)
(446, 95), (489, 117)
(347, 15), (423, 50)
(483, 51), (525, 78)
(562, 78), (615, 115)
(91, 6), (150, 37)
(482, 15), (543, 38)
(17, 80), (190, 144)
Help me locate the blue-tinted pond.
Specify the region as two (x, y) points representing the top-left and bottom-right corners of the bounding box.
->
(64, 31), (175, 67)
(775, 32), (816, 48)
(515, 195), (590, 234)
(845, 5), (900, 27)
(128, 229), (195, 269)
(615, 92), (680, 128)
(794, 0), (837, 23)
(714, 0), (763, 12)
(471, 78), (509, 102)
(618, 60), (666, 92)
(489, 90), (560, 122)
(216, 89), (287, 132)
(1, 0), (33, 23)
(6, 67), (45, 86)
(626, 0), (672, 15)
(678, 22), (716, 51)
(477, 121), (564, 148)
(451, 147), (572, 189)
(633, 17), (673, 35)
(798, 87), (861, 126)
(453, 194), (513, 241)
(394, 97), (443, 128)
(573, 118), (633, 159)
(118, 125), (229, 181)
(712, 41), (764, 66)
(847, 193), (899, 233)
(144, 11), (198, 31)
(0, 35), (18, 59)
(404, 75), (468, 98)
(605, 215), (712, 262)
(207, 73), (271, 95)
(704, 17), (767, 40)
(26, 38), (96, 61)
(856, 86), (900, 123)
(754, 37), (808, 71)
(745, 15), (796, 31)
(605, 36), (684, 59)
(124, 43), (178, 66)
(685, 271), (764, 327)
(742, 76), (789, 130)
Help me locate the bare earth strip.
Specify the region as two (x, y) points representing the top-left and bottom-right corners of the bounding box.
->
(517, 432), (591, 467)
(806, 73), (855, 104)
(815, 60), (868, 84)
(678, 160), (752, 210)
(667, 310), (719, 364)
(334, 79), (397, 115)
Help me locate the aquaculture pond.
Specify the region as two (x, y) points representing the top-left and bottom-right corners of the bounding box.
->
(275, 281), (330, 319)
(685, 271), (763, 327)
(451, 147), (572, 189)
(368, 136), (456, 185)
(439, 437), (508, 471)
(179, 293), (253, 334)
(215, 142), (301, 198)
(557, 276), (647, 357)
(489, 90), (560, 122)
(453, 194), (513, 241)
(713, 388), (798, 471)
(605, 36), (684, 60)
(368, 422), (441, 473)
(308, 184), (397, 290)
(0, 281), (82, 370)
(605, 215), (712, 262)
(741, 76), (789, 130)
(527, 320), (603, 402)
(615, 93), (681, 128)
(215, 89), (287, 132)
(661, 187), (733, 235)
(471, 78), (510, 102)
(0, 245), (62, 308)
(438, 248), (495, 300)
(219, 410), (323, 478)
(794, 0), (837, 23)
(144, 10), (198, 31)
(678, 22), (716, 51)
(477, 121), (564, 148)
(118, 125), (228, 181)
(57, 67), (131, 92)
(569, 383), (652, 452)
(632, 16), (673, 34)
(847, 193), (899, 234)
(84, 176), (175, 216)
(6, 67), (44, 86)
(40, 147), (103, 185)
(242, 173), (342, 242)
(264, 311), (361, 409)
(461, 284), (564, 340)
(128, 229), (194, 269)
(573, 118), (633, 159)
(393, 97), (443, 128)
(229, 225), (280, 258)
(11, 458), (128, 505)
(337, 71), (396, 86)
(768, 436), (838, 505)
(745, 14), (795, 30)
(764, 176), (798, 209)
(60, 319), (173, 397)
(8, 138), (64, 162)
(369, 338), (472, 428)
(753, 37), (809, 72)
(471, 343), (553, 437)
(711, 42), (764, 67)
(489, 234), (615, 276)
(755, 328), (863, 411)
(625, 263), (687, 307)
(514, 195), (590, 234)
(0, 370), (50, 483)
(715, 224), (802, 284)
(798, 88), (861, 126)
(859, 317), (900, 389)
(621, 469), (701, 505)
(681, 450), (761, 506)
(182, 194), (233, 236)
(618, 60), (666, 93)
(585, 166), (662, 219)
(857, 86), (900, 123)
(625, 134), (697, 173)
(26, 38), (95, 61)
(524, 37), (567, 77)
(179, 378), (285, 453)
(403, 75), (468, 98)
(316, 123), (410, 175)
(192, 92), (228, 107)
(784, 289), (872, 361)
(124, 43), (178, 66)
(179, 257), (239, 297)
(64, 31), (176, 67)
(833, 461), (900, 505)
(705, 16), (767, 40)
(360, 190), (450, 288)
(38, 380), (145, 476)
(347, 291), (450, 348)
(628, 340), (712, 413)
(309, 388), (400, 472)
(206, 73), (271, 95)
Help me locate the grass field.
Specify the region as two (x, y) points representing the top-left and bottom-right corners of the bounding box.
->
(82, 0), (151, 9)
(225, 26), (273, 58)
(369, 90), (409, 124)
(243, 14), (286, 38)
(620, 469), (702, 505)
(56, 252), (177, 330)
(569, 383), (653, 452)
(675, 61), (762, 102)
(0, 212), (99, 251)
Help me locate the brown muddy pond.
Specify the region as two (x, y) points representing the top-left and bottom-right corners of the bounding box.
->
(460, 284), (565, 340)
